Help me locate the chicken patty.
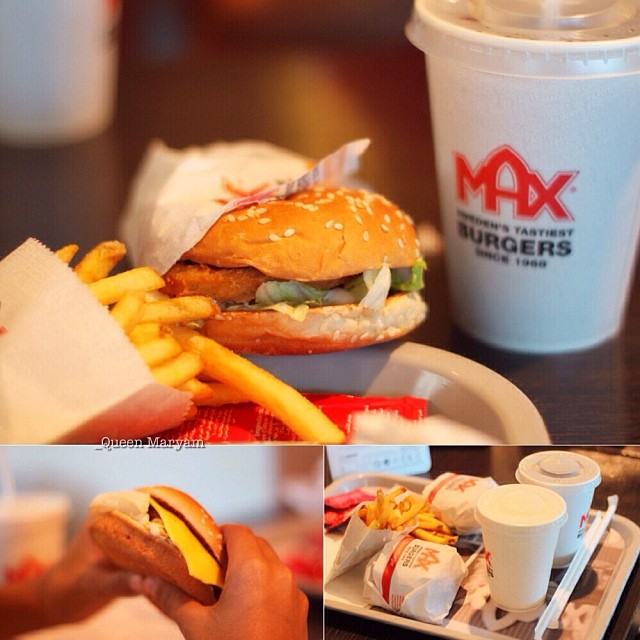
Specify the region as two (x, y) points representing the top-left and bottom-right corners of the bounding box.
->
(162, 262), (271, 305)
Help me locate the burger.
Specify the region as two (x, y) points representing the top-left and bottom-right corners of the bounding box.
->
(89, 486), (225, 605)
(161, 186), (427, 354)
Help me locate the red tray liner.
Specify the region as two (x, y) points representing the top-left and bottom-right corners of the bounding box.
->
(158, 394), (427, 443)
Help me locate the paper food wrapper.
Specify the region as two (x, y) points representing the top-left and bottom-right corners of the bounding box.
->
(363, 535), (467, 624)
(325, 494), (418, 584)
(422, 473), (498, 535)
(119, 138), (370, 274)
(0, 239), (189, 443)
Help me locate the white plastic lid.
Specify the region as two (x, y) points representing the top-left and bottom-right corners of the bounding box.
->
(516, 450), (601, 493)
(406, 0), (640, 77)
(475, 483), (567, 531)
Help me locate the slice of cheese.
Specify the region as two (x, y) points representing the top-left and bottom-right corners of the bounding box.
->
(149, 496), (224, 588)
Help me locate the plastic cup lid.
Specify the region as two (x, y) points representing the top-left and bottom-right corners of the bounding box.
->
(516, 451), (602, 493)
(476, 483), (567, 532)
(406, 0), (640, 77)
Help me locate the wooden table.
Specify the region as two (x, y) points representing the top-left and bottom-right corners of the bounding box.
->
(0, 2), (638, 445)
(325, 446), (640, 639)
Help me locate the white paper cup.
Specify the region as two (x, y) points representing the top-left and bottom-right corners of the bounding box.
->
(0, 0), (120, 146)
(406, 0), (640, 353)
(0, 492), (70, 585)
(475, 484), (567, 612)
(516, 450), (601, 568)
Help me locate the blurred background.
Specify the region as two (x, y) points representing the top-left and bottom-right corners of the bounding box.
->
(0, 0), (435, 259)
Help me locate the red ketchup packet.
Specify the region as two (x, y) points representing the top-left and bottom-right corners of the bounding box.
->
(324, 488), (375, 530)
(157, 394), (427, 443)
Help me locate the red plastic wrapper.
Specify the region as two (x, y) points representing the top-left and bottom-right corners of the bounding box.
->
(157, 393), (427, 443)
(324, 488), (376, 530)
(325, 488), (375, 511)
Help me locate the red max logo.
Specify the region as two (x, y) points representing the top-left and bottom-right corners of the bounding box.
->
(484, 550), (494, 577)
(415, 547), (441, 571)
(454, 478), (479, 493)
(455, 145), (578, 221)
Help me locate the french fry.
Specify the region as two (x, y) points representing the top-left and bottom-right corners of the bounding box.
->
(194, 382), (252, 406)
(412, 528), (458, 545)
(73, 240), (127, 283)
(128, 322), (168, 344)
(389, 497), (427, 530)
(109, 291), (146, 334)
(150, 350), (203, 388)
(55, 244), (79, 264)
(139, 296), (218, 325)
(88, 267), (165, 305)
(417, 513), (453, 534)
(171, 326), (345, 444)
(178, 378), (216, 402)
(136, 335), (183, 368)
(364, 503), (379, 528)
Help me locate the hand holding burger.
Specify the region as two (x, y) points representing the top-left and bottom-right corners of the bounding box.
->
(89, 486), (307, 640)
(131, 524), (309, 640)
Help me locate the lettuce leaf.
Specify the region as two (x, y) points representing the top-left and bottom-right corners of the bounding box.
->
(391, 258), (426, 292)
(229, 259), (426, 316)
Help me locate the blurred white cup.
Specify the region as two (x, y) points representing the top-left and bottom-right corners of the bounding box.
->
(0, 0), (120, 146)
(0, 492), (71, 585)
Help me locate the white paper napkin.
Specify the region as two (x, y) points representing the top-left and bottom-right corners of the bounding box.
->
(0, 239), (189, 443)
(350, 413), (503, 444)
(119, 138), (370, 274)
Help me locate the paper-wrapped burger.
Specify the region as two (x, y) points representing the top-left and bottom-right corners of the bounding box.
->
(363, 534), (467, 624)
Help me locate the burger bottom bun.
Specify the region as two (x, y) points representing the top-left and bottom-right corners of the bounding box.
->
(89, 512), (217, 606)
(203, 292), (427, 355)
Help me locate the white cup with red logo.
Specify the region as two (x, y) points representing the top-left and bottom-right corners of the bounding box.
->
(0, 0), (120, 146)
(0, 492), (71, 586)
(516, 450), (601, 568)
(475, 483), (567, 612)
(407, 0), (640, 353)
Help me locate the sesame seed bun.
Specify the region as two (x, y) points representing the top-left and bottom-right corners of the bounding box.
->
(184, 187), (422, 281)
(89, 486), (224, 606)
(167, 186), (427, 354)
(203, 291), (427, 355)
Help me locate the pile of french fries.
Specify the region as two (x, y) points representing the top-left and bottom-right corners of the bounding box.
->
(55, 240), (345, 444)
(357, 486), (458, 545)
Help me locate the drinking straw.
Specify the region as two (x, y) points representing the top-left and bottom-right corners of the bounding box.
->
(534, 495), (619, 640)
(0, 447), (16, 500)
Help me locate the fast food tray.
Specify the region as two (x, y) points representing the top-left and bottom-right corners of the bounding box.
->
(324, 473), (640, 640)
(249, 341), (549, 444)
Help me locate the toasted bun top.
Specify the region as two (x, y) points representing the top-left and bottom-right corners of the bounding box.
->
(140, 486), (224, 564)
(182, 187), (422, 281)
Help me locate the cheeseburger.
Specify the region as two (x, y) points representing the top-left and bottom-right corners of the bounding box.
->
(89, 486), (225, 605)
(162, 186), (427, 354)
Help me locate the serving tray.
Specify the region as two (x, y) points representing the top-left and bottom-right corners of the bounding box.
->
(324, 473), (640, 639)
